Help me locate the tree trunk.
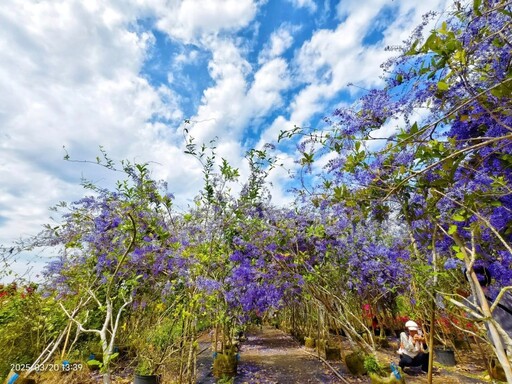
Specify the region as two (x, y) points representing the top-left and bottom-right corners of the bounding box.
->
(469, 269), (512, 383)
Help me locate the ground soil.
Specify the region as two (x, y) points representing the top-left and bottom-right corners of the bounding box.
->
(197, 326), (341, 384)
(198, 325), (502, 384)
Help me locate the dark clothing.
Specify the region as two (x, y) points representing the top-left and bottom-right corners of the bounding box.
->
(487, 291), (512, 339)
(399, 352), (429, 372)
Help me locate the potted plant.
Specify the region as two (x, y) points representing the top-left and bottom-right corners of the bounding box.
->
(433, 320), (457, 366)
(304, 336), (316, 349)
(132, 319), (177, 384)
(324, 341), (341, 361)
(316, 338), (326, 354)
(434, 346), (456, 366)
(345, 350), (367, 375)
(212, 349), (238, 380)
(134, 358), (160, 384)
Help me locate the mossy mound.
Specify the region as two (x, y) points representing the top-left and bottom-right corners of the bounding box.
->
(345, 351), (367, 375)
(316, 339), (326, 353)
(212, 353), (237, 379)
(369, 370), (406, 384)
(325, 347), (341, 361)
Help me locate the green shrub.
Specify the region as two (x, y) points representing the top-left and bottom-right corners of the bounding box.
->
(0, 286), (65, 380)
(364, 354), (384, 375)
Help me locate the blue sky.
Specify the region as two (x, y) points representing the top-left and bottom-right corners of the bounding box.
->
(0, 0), (451, 279)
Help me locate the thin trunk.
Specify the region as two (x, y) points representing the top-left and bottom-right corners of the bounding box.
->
(100, 299), (113, 384)
(454, 232), (512, 383)
(473, 335), (491, 374)
(469, 269), (512, 382)
(178, 315), (188, 383)
(214, 324), (219, 353)
(24, 328), (67, 377)
(428, 230), (438, 384)
(334, 317), (346, 362)
(185, 316), (196, 383)
(427, 297), (435, 384)
(60, 322), (72, 360)
(317, 305), (321, 357)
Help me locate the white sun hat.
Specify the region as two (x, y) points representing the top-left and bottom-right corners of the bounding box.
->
(405, 320), (419, 331)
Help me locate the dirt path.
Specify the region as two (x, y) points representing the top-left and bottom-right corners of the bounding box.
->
(196, 326), (344, 383)
(197, 326), (493, 384)
(233, 326), (344, 384)
(196, 338), (215, 384)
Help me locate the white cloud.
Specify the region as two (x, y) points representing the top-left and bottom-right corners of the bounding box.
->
(187, 37), (291, 147)
(259, 0), (451, 146)
(258, 24), (298, 64)
(174, 50), (200, 66)
(155, 0), (260, 44)
(0, 1), (188, 249)
(286, 0), (317, 13)
(247, 58), (291, 118)
(0, 0), (271, 282)
(265, 152), (297, 205)
(257, 115), (293, 150)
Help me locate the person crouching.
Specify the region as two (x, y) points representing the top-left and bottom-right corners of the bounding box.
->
(398, 320), (429, 373)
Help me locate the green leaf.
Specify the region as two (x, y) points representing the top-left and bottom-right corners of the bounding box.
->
(87, 359), (103, 367)
(453, 49), (466, 64)
(423, 33), (439, 52)
(448, 225), (458, 235)
(452, 213), (465, 222)
(490, 82), (512, 98)
(437, 81), (449, 91)
(455, 252), (465, 260)
(439, 21), (448, 35)
(410, 122), (419, 135)
(106, 352), (119, 363)
(473, 0), (482, 15)
(333, 186), (344, 202)
(300, 152), (315, 165)
(405, 39), (420, 55)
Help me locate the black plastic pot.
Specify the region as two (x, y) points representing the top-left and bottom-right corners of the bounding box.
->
(134, 374), (160, 384)
(434, 348), (456, 366)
